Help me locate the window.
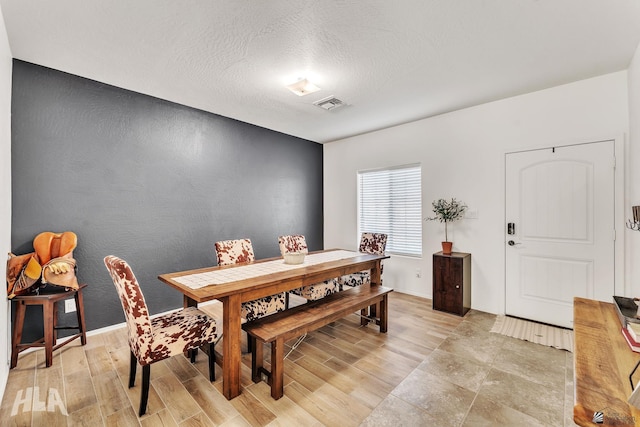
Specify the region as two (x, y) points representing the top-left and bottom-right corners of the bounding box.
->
(358, 164), (422, 257)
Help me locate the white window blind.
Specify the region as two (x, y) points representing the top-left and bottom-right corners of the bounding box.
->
(358, 164), (422, 257)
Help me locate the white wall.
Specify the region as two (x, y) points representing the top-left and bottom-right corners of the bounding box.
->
(324, 71), (629, 316)
(627, 41), (640, 299)
(0, 6), (11, 402)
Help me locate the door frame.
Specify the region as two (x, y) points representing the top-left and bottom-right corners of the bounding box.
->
(503, 135), (625, 314)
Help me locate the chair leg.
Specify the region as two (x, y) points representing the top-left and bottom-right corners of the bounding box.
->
(129, 351), (137, 388)
(246, 331), (253, 353)
(208, 342), (215, 381)
(139, 364), (150, 416)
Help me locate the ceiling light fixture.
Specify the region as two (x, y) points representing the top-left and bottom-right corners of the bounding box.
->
(285, 78), (320, 96)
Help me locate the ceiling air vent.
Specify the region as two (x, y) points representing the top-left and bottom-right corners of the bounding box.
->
(313, 96), (345, 111)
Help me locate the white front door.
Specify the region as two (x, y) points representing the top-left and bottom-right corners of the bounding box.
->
(505, 141), (615, 328)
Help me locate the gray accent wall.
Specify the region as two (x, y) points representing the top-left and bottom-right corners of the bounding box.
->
(11, 60), (323, 341)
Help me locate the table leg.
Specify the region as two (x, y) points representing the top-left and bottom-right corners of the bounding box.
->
(371, 261), (382, 286)
(183, 295), (197, 308)
(75, 288), (87, 345)
(43, 300), (54, 367)
(182, 295), (199, 358)
(222, 294), (242, 400)
(10, 301), (26, 368)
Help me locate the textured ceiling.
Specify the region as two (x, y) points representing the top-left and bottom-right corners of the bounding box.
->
(1, 1), (640, 143)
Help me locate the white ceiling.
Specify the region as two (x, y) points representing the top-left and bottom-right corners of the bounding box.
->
(1, 1), (640, 144)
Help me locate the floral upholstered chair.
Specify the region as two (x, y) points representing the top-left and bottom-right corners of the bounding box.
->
(278, 234), (340, 301)
(103, 255), (219, 416)
(338, 232), (387, 289)
(214, 239), (287, 321)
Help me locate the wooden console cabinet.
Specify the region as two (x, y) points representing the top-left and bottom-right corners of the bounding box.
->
(432, 251), (470, 316)
(573, 297), (640, 426)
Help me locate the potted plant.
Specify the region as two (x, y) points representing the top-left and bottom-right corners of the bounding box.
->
(427, 198), (467, 254)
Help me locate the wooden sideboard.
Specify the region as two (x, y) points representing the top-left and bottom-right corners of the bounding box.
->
(432, 251), (471, 316)
(573, 297), (640, 426)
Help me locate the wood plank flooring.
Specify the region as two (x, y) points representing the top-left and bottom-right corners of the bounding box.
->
(0, 292), (575, 426)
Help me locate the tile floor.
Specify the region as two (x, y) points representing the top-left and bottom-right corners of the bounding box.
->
(361, 309), (576, 426)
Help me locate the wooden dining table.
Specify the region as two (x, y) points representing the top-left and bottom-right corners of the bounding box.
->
(158, 249), (388, 400)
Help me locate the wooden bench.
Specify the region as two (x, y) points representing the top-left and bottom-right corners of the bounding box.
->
(242, 284), (393, 399)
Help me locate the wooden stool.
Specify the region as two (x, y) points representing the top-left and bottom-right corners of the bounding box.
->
(10, 283), (87, 368)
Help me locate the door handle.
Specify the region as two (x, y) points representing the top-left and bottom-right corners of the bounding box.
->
(507, 240), (521, 246)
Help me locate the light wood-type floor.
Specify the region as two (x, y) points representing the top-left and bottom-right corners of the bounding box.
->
(0, 292), (577, 426)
